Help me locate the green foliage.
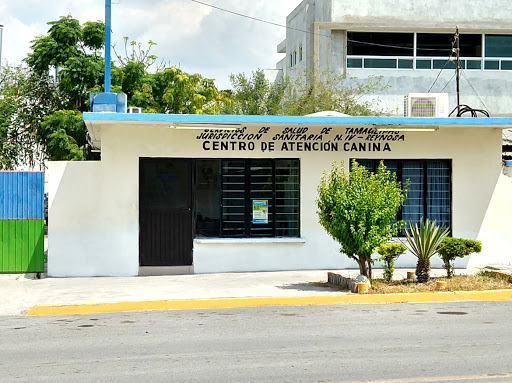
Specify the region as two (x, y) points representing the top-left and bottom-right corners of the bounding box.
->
(402, 219), (450, 283)
(41, 110), (88, 161)
(223, 70), (287, 115)
(281, 70), (389, 116)
(26, 15), (105, 111)
(119, 66), (228, 114)
(0, 64), (63, 169)
(376, 243), (407, 282)
(225, 68), (389, 116)
(438, 237), (482, 278)
(113, 37), (158, 69)
(81, 21), (105, 51)
(317, 160), (407, 278)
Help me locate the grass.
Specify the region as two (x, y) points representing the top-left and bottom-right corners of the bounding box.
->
(317, 272), (512, 294)
(368, 272), (512, 294)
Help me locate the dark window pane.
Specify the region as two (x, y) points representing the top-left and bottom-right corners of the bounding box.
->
(417, 33), (481, 57)
(467, 60), (482, 70)
(501, 61), (512, 70)
(402, 161), (424, 225)
(433, 59), (465, 69)
(348, 32), (413, 56)
(427, 161), (451, 230)
(195, 160), (221, 237)
(347, 58), (363, 68)
(398, 59), (414, 69)
(274, 159), (300, 237)
(249, 160), (273, 237)
(416, 60), (432, 69)
(485, 60), (500, 70)
(221, 160), (247, 237)
(364, 58), (396, 68)
(485, 35), (512, 58)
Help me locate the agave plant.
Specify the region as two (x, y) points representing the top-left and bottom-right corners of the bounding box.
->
(402, 219), (450, 283)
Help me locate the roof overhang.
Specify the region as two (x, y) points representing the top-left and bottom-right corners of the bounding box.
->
(83, 112), (512, 150)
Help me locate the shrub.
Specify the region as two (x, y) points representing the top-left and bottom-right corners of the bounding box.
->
(376, 243), (407, 282)
(317, 160), (407, 279)
(438, 238), (482, 278)
(402, 219), (450, 283)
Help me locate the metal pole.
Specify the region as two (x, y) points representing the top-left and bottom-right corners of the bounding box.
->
(0, 25), (4, 69)
(104, 0), (111, 93)
(455, 27), (461, 117)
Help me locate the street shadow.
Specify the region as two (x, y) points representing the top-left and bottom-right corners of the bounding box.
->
(277, 281), (348, 292)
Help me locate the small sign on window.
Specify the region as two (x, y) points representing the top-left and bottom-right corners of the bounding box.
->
(252, 200), (269, 224)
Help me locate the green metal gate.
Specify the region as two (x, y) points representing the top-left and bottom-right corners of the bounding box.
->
(0, 172), (45, 273)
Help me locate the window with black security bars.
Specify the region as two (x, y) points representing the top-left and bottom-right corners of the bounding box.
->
(352, 159), (451, 234)
(195, 159), (300, 238)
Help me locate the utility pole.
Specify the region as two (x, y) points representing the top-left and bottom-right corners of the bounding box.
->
(105, 0), (112, 93)
(455, 27), (461, 116)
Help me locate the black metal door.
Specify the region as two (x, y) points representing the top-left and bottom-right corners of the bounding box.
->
(139, 158), (193, 266)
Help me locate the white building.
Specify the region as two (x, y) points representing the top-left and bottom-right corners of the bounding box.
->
(47, 112), (512, 277)
(276, 0), (512, 116)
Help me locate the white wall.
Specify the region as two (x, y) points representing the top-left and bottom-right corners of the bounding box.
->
(468, 169), (512, 268)
(48, 161), (139, 277)
(48, 122), (509, 276)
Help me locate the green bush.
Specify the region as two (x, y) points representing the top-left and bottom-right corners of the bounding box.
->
(376, 243), (407, 282)
(438, 238), (482, 278)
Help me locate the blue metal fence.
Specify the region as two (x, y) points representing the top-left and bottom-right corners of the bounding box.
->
(0, 172), (44, 220)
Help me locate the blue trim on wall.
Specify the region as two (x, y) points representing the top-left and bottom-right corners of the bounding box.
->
(82, 112), (512, 127)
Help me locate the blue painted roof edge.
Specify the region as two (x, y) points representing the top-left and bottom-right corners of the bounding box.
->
(82, 112), (512, 127)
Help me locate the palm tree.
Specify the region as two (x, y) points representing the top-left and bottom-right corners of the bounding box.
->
(402, 219), (450, 283)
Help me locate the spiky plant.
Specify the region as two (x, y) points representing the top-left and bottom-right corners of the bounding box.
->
(402, 219), (450, 283)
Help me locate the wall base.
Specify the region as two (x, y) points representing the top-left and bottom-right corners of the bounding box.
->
(139, 266), (194, 276)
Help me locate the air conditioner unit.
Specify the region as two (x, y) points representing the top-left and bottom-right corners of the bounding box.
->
(404, 93), (449, 117)
(127, 106), (142, 113)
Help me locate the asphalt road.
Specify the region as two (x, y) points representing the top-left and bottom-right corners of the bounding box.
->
(1, 302), (511, 383)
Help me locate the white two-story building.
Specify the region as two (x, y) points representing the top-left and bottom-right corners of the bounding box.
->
(276, 0), (512, 117)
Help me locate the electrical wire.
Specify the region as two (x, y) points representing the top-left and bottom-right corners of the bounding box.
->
(188, 0), (330, 38)
(448, 104), (490, 117)
(427, 43), (455, 93)
(187, 0), (452, 52)
(440, 72), (456, 92)
(461, 70), (493, 116)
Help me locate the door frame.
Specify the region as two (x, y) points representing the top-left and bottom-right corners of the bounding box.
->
(138, 157), (195, 275)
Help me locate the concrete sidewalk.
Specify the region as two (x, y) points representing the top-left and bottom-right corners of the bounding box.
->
(2, 268), (503, 316)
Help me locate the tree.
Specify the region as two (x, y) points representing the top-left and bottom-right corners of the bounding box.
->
(26, 15), (105, 111)
(281, 70), (389, 116)
(437, 237), (482, 278)
(40, 110), (88, 161)
(223, 70), (287, 115)
(0, 64), (63, 169)
(225, 68), (389, 116)
(402, 219), (450, 283)
(317, 161), (407, 278)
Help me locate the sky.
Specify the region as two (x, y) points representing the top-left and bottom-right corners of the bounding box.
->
(0, 0), (301, 89)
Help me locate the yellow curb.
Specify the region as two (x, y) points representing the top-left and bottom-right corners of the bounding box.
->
(27, 289), (512, 316)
